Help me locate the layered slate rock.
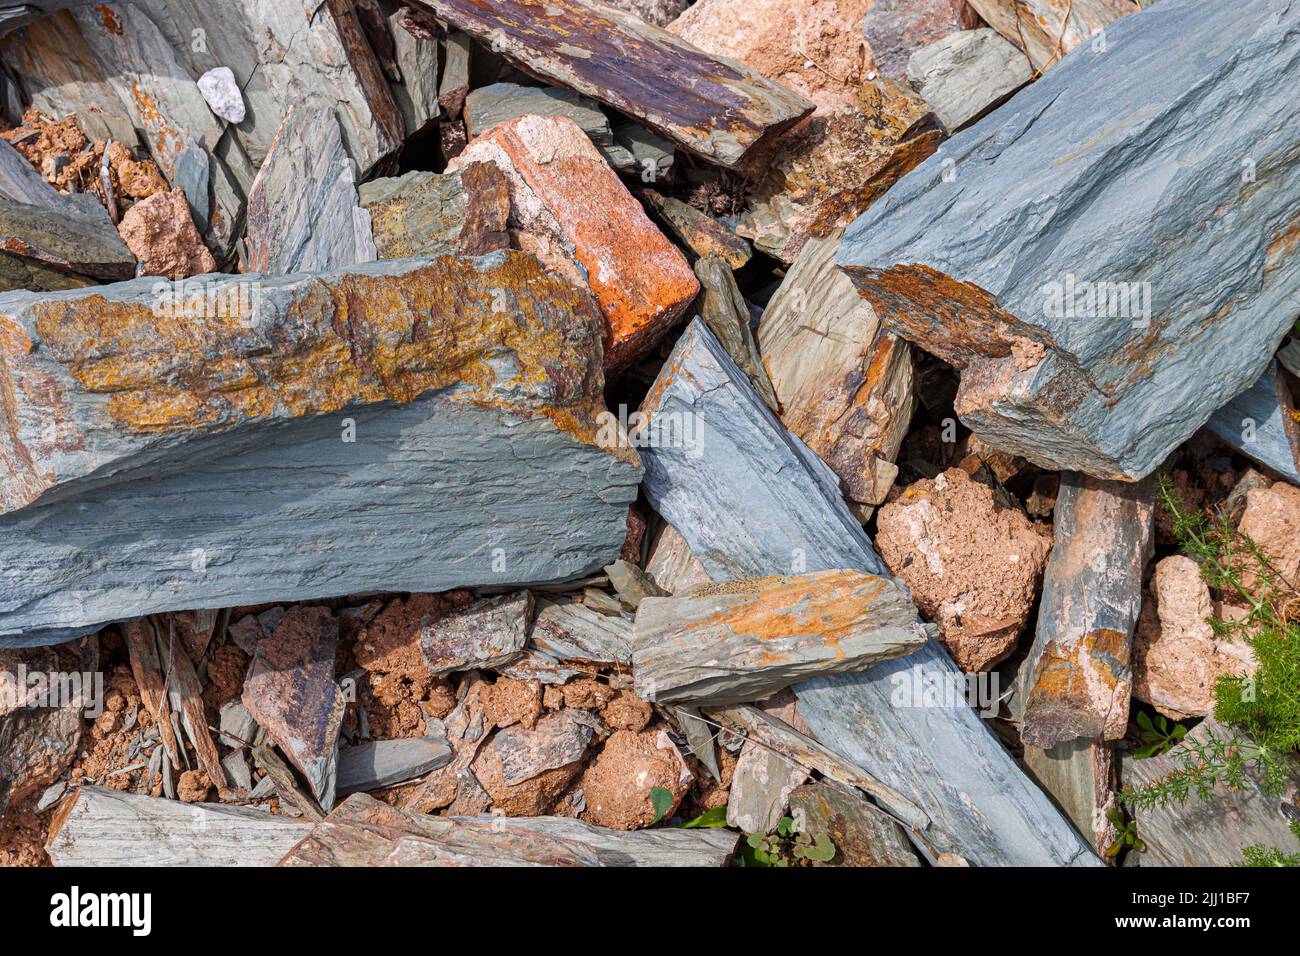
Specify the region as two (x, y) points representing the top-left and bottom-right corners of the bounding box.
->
(415, 0), (814, 170)
(633, 570), (929, 706)
(968, 0), (1138, 73)
(245, 100), (377, 275)
(905, 28), (1032, 132)
(450, 114), (698, 369)
(758, 230), (914, 519)
(1204, 360), (1300, 485)
(359, 163), (510, 259)
(838, 0), (1300, 480)
(1018, 474), (1154, 747)
(637, 319), (1098, 866)
(0, 252), (641, 645)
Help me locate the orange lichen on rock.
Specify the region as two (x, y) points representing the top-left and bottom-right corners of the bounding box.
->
(450, 114), (699, 369)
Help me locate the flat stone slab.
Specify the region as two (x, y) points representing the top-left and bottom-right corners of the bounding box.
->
(0, 253), (640, 645)
(838, 0), (1300, 480)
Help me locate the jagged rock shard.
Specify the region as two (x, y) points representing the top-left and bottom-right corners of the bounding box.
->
(1122, 718), (1300, 867)
(246, 101), (377, 275)
(758, 229), (914, 518)
(450, 114), (698, 370)
(967, 0), (1139, 73)
(633, 570), (927, 706)
(1204, 360), (1300, 485)
(242, 606), (346, 810)
(45, 786), (315, 866)
(859, 0), (976, 81)
(639, 189), (751, 270)
(413, 0), (814, 170)
(337, 736), (453, 796)
(693, 257), (778, 411)
(530, 597), (633, 666)
(739, 78), (942, 264)
(905, 28), (1033, 133)
(788, 781), (921, 867)
(359, 163), (510, 259)
(0, 253), (641, 645)
(638, 318), (1097, 866)
(465, 82), (612, 144)
(1019, 474), (1154, 748)
(420, 590), (533, 677)
(838, 0), (1300, 480)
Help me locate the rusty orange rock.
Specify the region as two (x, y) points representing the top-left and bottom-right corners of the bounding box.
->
(450, 114), (699, 369)
(115, 188), (215, 280)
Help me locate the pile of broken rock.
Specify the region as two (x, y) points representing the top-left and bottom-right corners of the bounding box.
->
(1, 0), (1298, 869)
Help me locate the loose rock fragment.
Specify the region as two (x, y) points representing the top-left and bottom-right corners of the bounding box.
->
(1132, 556), (1257, 720)
(727, 739), (808, 835)
(876, 468), (1051, 671)
(758, 229), (915, 518)
(530, 598), (634, 667)
(601, 0), (691, 27)
(1236, 481), (1300, 591)
(638, 319), (1095, 865)
(245, 101), (377, 275)
(337, 737), (453, 796)
(740, 79), (941, 263)
(464, 82), (612, 145)
(421, 591), (533, 677)
(968, 0), (1139, 73)
(838, 0), (1300, 479)
(787, 781), (921, 866)
(634, 570), (929, 705)
(860, 0), (977, 80)
(0, 647), (83, 816)
(1022, 739), (1117, 857)
(416, 0), (814, 169)
(1019, 474), (1155, 747)
(196, 66), (245, 124)
(360, 163), (510, 259)
(0, 254), (640, 645)
(906, 28), (1032, 132)
(693, 256), (779, 411)
(645, 522), (712, 595)
(639, 189), (751, 269)
(580, 728), (689, 830)
(242, 606), (346, 810)
(115, 188), (215, 280)
(603, 560), (668, 611)
(473, 712), (591, 815)
(451, 114), (698, 369)
(1204, 361), (1300, 486)
(668, 0), (870, 111)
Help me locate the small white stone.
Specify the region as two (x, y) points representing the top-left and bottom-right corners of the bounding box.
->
(197, 66), (246, 124)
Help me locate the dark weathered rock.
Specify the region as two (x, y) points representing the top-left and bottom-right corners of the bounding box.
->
(0, 1), (95, 36)
(337, 736), (453, 795)
(421, 591), (533, 677)
(1122, 718), (1300, 867)
(414, 0), (814, 170)
(359, 163), (510, 259)
(1205, 360), (1300, 485)
(638, 318), (1098, 866)
(838, 0), (1300, 480)
(529, 597), (633, 666)
(386, 1), (441, 135)
(634, 570), (929, 706)
(0, 253), (640, 645)
(905, 27), (1032, 132)
(246, 100), (377, 275)
(242, 606), (345, 810)
(968, 0), (1139, 73)
(483, 711), (592, 787)
(639, 189), (751, 269)
(693, 256), (779, 412)
(0, 646), (83, 816)
(860, 0), (975, 81)
(1019, 474), (1154, 748)
(758, 229), (914, 519)
(788, 781), (921, 866)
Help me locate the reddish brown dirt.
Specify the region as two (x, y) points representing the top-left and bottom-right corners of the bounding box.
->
(580, 726), (690, 829)
(482, 676), (543, 730)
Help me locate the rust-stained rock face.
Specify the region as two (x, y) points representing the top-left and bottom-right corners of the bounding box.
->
(242, 606), (346, 810)
(0, 252), (641, 645)
(633, 569), (929, 705)
(451, 114), (699, 369)
(968, 0), (1139, 73)
(415, 0), (815, 170)
(758, 229), (914, 518)
(360, 163), (510, 260)
(1133, 556), (1257, 720)
(115, 188), (215, 280)
(668, 0), (870, 112)
(876, 468), (1052, 671)
(739, 80), (941, 263)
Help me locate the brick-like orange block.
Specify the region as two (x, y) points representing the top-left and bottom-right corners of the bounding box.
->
(451, 114), (699, 369)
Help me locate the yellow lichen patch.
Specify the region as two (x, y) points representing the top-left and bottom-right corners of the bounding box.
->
(692, 570), (891, 646)
(26, 254), (626, 454)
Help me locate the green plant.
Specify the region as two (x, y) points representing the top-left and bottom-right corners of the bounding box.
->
(1133, 710), (1189, 759)
(733, 815), (837, 867)
(677, 806), (728, 829)
(1119, 475), (1300, 863)
(1103, 807), (1145, 858)
(648, 786), (674, 825)
(1240, 821), (1300, 867)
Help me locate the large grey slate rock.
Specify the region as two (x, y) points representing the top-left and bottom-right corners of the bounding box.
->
(638, 319), (1098, 866)
(0, 253), (641, 646)
(838, 0), (1300, 481)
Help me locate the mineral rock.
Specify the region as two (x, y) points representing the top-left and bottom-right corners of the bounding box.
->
(115, 188), (215, 280)
(359, 163), (510, 259)
(196, 66), (245, 124)
(906, 28), (1032, 131)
